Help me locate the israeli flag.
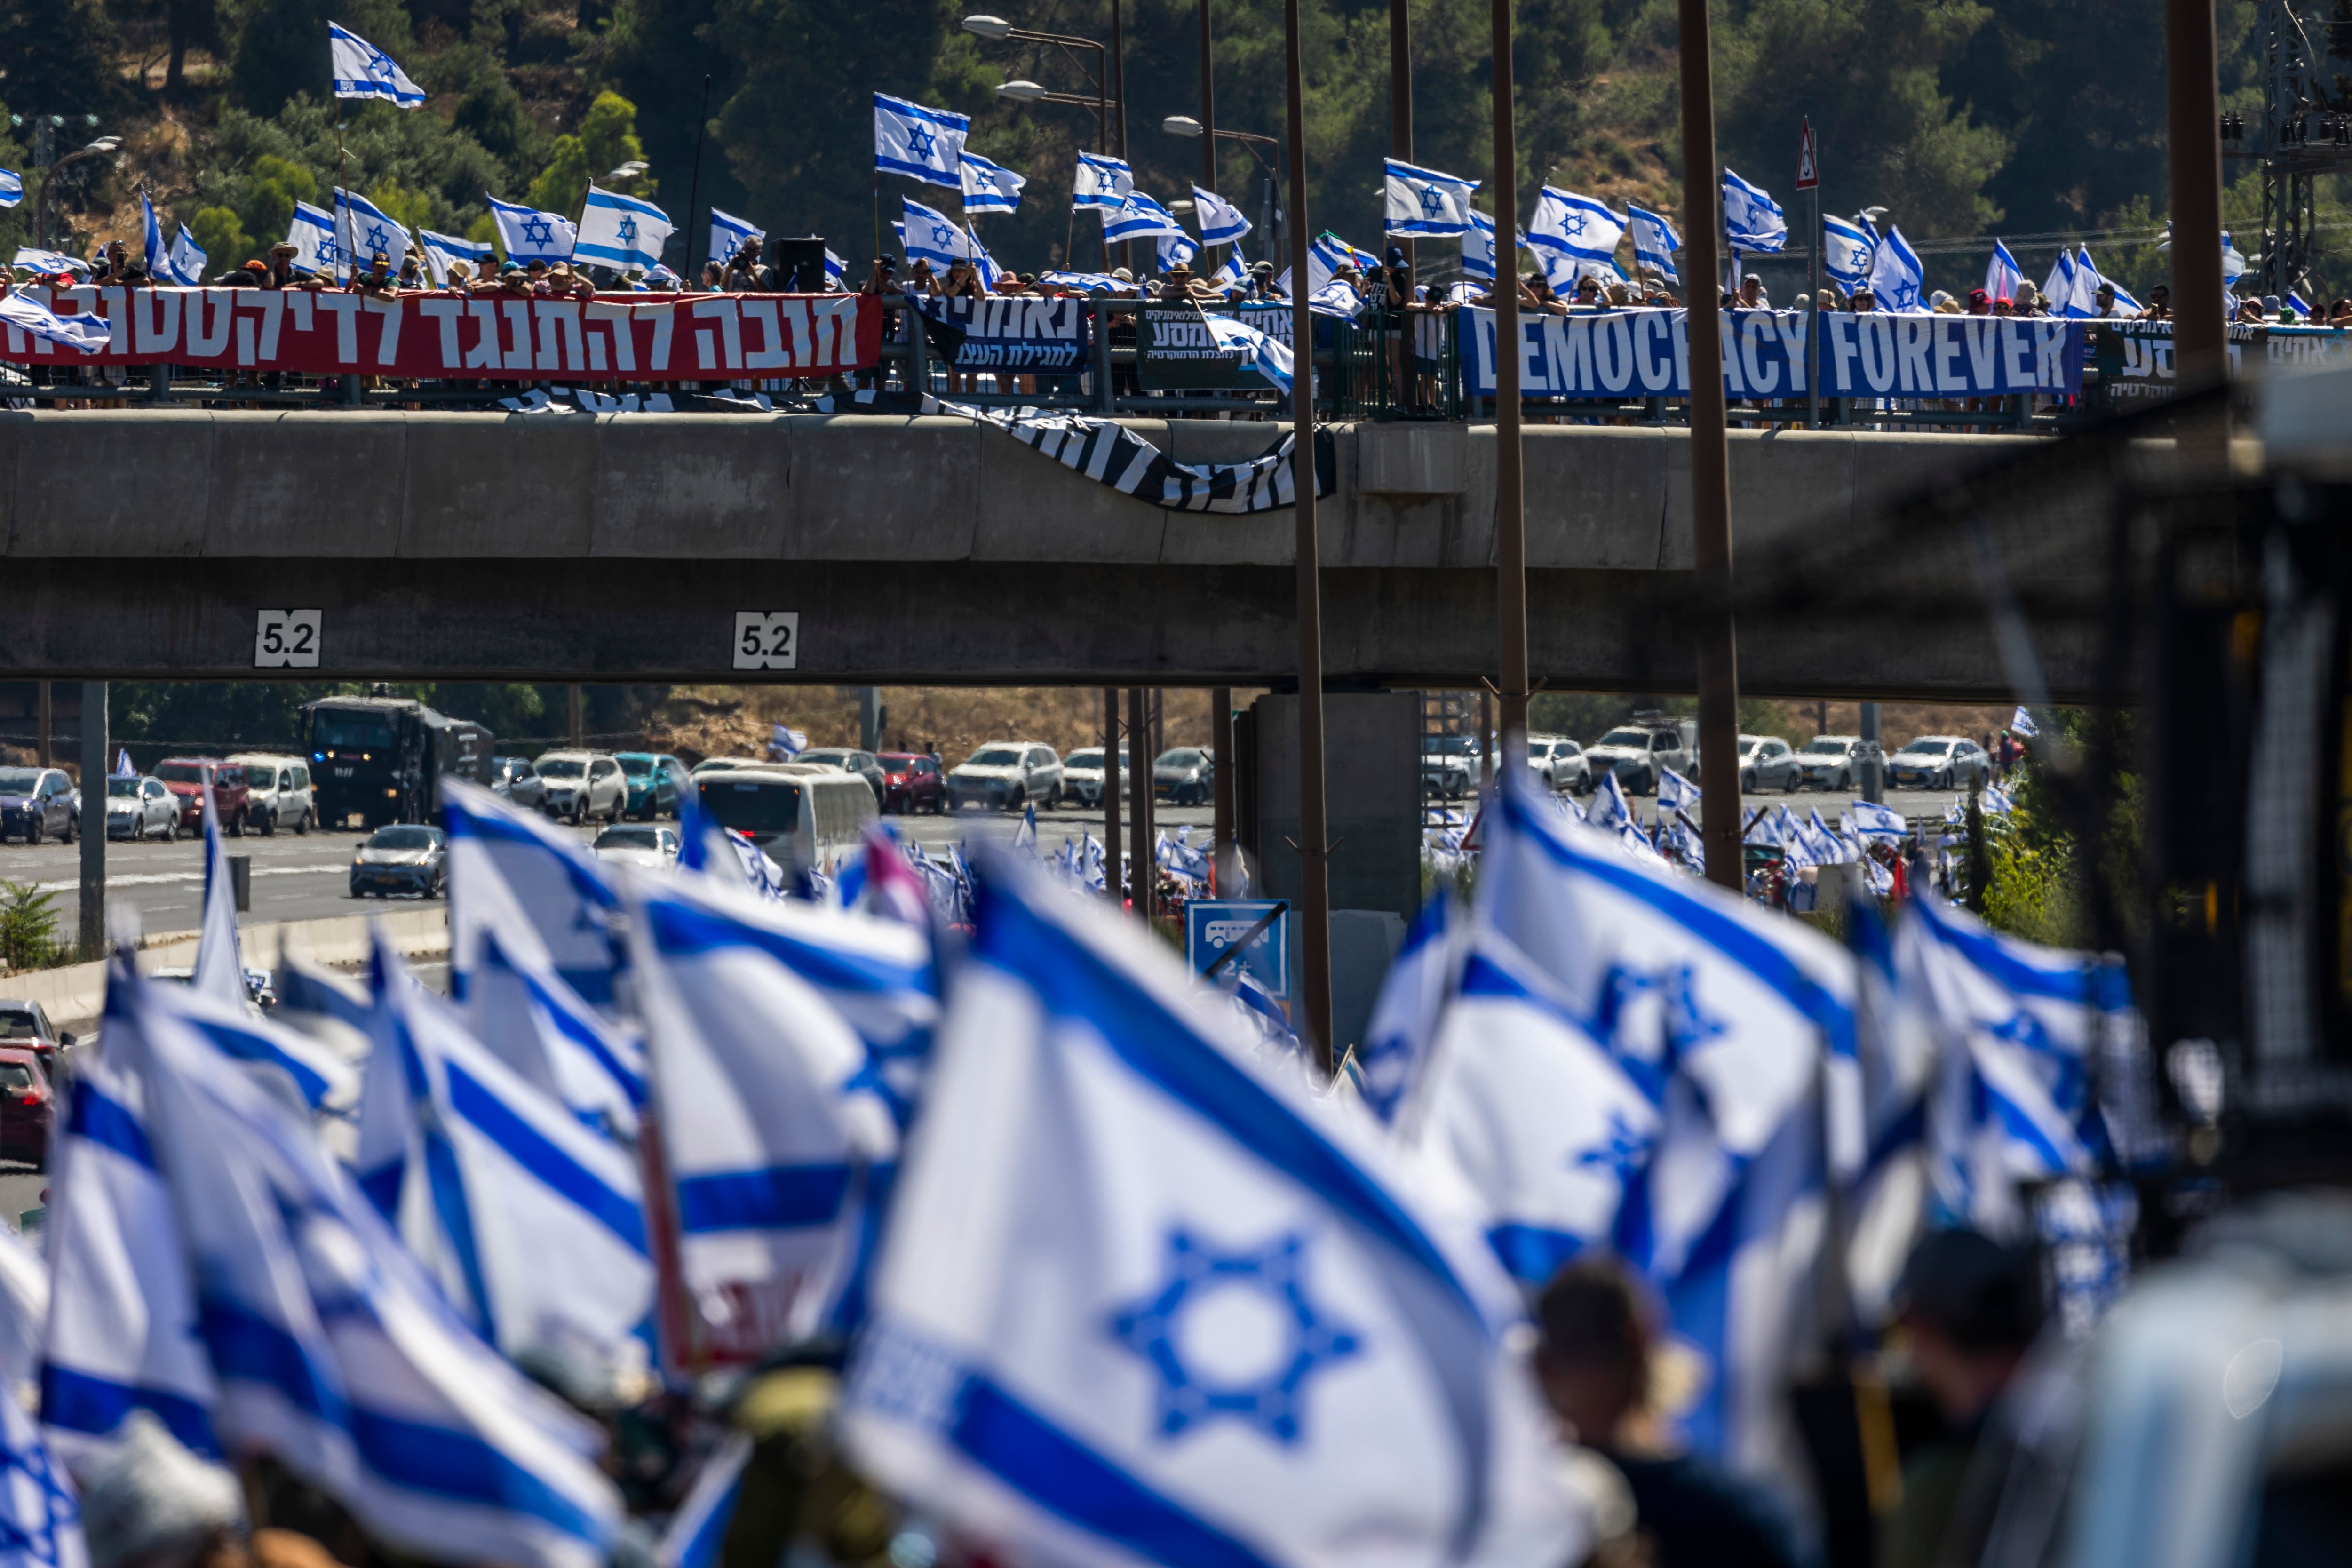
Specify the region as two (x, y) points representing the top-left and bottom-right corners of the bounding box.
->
(487, 194), (578, 264)
(174, 962), (359, 1114)
(468, 923), (646, 1141)
(655, 1433), (751, 1568)
(1850, 799), (1907, 840)
(1191, 184), (1251, 246)
(190, 782), (246, 1011)
(335, 186), (413, 276)
(1207, 251), (1247, 291)
(329, 22), (425, 106)
(107, 960), (625, 1568)
(825, 248), (846, 287)
(1656, 766), (1700, 814)
(1981, 783), (2015, 815)
(417, 229), (490, 287)
(1383, 157), (1480, 239)
(1720, 168), (1787, 253)
(2219, 230), (2249, 286)
(1866, 224), (1925, 312)
(874, 93), (969, 188)
(2010, 705), (2038, 738)
(2076, 247), (2138, 315)
(1462, 209), (1502, 284)
(0, 169), (20, 210)
(839, 852), (1586, 1568)
(0, 291), (109, 355)
(1104, 190), (1189, 244)
(1822, 213), (1877, 291)
(1529, 187), (1625, 271)
(358, 936), (653, 1369)
(1627, 203), (1681, 286)
(708, 209), (764, 269)
(1202, 312), (1292, 395)
(1074, 152), (1135, 213)
(1156, 231), (1201, 272)
(0, 1354), (82, 1568)
(40, 987), (220, 1469)
(1906, 895), (2120, 1240)
(1357, 893), (1468, 1124)
(572, 184), (672, 272)
(961, 151), (1026, 215)
(1843, 904), (1936, 1319)
(1306, 279), (1364, 319)
(1985, 239), (2023, 301)
(2043, 249), (2084, 317)
(1587, 769), (1635, 831)
(12, 247), (90, 276)
(286, 199), (341, 277)
(901, 198), (982, 269)
(168, 225), (208, 287)
(625, 871), (937, 1360)
(141, 191), (180, 286)
(441, 779), (622, 1007)
(771, 724), (808, 757)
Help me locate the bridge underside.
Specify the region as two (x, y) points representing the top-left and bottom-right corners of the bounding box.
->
(3, 557), (2084, 703)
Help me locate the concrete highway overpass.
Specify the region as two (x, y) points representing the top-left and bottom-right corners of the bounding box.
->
(0, 409), (2122, 700)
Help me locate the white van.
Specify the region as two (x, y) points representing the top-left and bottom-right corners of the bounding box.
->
(227, 753), (316, 836)
(697, 766), (877, 879)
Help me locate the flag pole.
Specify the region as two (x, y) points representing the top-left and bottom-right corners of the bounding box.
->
(684, 74), (711, 285)
(1493, 0), (1528, 751)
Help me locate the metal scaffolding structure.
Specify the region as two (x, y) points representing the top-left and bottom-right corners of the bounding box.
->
(2227, 0), (2352, 300)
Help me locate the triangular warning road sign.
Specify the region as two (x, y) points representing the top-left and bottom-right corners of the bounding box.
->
(1796, 118), (1819, 189)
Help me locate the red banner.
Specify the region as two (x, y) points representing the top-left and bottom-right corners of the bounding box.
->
(0, 287), (882, 381)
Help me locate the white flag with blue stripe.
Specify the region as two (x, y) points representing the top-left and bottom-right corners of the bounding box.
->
(1208, 251), (1247, 291)
(40, 986), (220, 1470)
(335, 188), (413, 277)
(574, 185), (672, 272)
(418, 228), (491, 286)
(1201, 312), (1292, 395)
(108, 959), (624, 1568)
(1074, 152), (1134, 213)
(191, 778), (246, 1012)
(1156, 231), (1200, 271)
(1867, 223), (1925, 312)
(1104, 190), (1188, 244)
(285, 200), (341, 278)
(1529, 188), (1624, 272)
(467, 923), (646, 1142)
(1850, 799), (1907, 840)
(1984, 239), (2023, 301)
(655, 1433), (751, 1568)
(142, 192), (184, 286)
(1627, 203), (1681, 285)
(961, 151), (1026, 215)
(2043, 249), (2082, 317)
(487, 194), (578, 264)
(625, 869), (936, 1359)
(358, 935), (653, 1370)
(11, 248), (89, 277)
(1720, 168), (1787, 253)
(1383, 157), (1479, 239)
(874, 93), (969, 188)
(901, 198), (983, 269)
(1191, 184), (1251, 246)
(0, 1360), (83, 1568)
(1355, 893), (1467, 1124)
(0, 169), (20, 210)
(442, 779), (621, 1009)
(329, 23), (426, 105)
(2075, 247), (2137, 315)
(0, 292), (108, 355)
(840, 851), (1586, 1568)
(1822, 213), (1876, 291)
(1843, 903), (1935, 1319)
(1461, 209), (1501, 284)
(709, 208), (763, 269)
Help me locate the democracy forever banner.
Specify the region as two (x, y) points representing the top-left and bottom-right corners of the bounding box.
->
(0, 286), (882, 380)
(1460, 306), (2085, 400)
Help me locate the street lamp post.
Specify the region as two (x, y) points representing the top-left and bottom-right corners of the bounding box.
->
(1163, 118), (1281, 265)
(33, 137), (122, 253)
(967, 14), (1124, 269)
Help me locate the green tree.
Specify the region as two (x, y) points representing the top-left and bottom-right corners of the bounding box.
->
(230, 0), (419, 118)
(236, 153), (318, 253)
(188, 205), (255, 268)
(524, 90), (651, 219)
(0, 1), (125, 120)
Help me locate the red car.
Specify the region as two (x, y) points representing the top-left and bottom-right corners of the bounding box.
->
(0, 1047), (56, 1170)
(877, 752), (947, 814)
(154, 758), (252, 836)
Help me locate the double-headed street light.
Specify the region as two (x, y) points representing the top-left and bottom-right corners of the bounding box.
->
(962, 13), (1121, 156)
(1161, 116), (1283, 262)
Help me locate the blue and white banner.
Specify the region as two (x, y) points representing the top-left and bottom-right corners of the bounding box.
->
(1627, 203), (1681, 286)
(1383, 157), (1479, 238)
(286, 199), (340, 277)
(909, 293), (1090, 370)
(487, 194), (576, 264)
(1073, 152), (1133, 213)
(334, 187), (413, 278)
(874, 93), (969, 188)
(960, 151), (1025, 215)
(1104, 190), (1188, 244)
(329, 22), (425, 106)
(1721, 168), (1787, 253)
(1461, 307), (2085, 399)
(840, 852), (1585, 1568)
(1191, 184), (1251, 246)
(1823, 214), (1876, 292)
(417, 228), (490, 286)
(575, 184), (672, 272)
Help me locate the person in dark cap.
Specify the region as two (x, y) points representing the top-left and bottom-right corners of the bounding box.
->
(1879, 1229), (2044, 1568)
(1534, 1259), (1810, 1568)
(1966, 287), (1991, 315)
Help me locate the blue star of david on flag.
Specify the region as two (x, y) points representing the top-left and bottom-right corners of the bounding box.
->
(1110, 1228), (1362, 1446)
(1420, 184), (1446, 217)
(616, 214), (637, 244)
(364, 223), (390, 253)
(907, 124), (937, 159)
(1573, 1110), (1653, 1177)
(328, 23), (425, 106)
(523, 215), (553, 246)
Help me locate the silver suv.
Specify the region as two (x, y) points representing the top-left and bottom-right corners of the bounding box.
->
(534, 751), (628, 823)
(948, 742), (1063, 812)
(1583, 724), (1692, 796)
(1526, 735), (1590, 794)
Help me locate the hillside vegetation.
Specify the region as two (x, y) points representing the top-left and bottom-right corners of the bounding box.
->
(3, 0), (2343, 301)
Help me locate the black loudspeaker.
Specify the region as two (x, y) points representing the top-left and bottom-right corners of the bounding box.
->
(768, 237), (827, 292)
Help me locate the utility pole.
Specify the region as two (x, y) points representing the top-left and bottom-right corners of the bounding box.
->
(1103, 688), (1124, 906)
(1285, 0), (1334, 1066)
(1198, 0), (1217, 194)
(2166, 0), (2227, 394)
(1128, 688), (1156, 923)
(1860, 700), (1883, 804)
(79, 684), (106, 957)
(1797, 117), (1820, 429)
(1392, 0), (1413, 279)
(36, 684), (51, 768)
(1211, 687), (1235, 891)
(1679, 0), (1744, 894)
(1494, 0), (1528, 753)
(568, 684), (585, 748)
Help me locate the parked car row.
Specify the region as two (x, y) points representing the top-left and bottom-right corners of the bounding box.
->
(1422, 723), (1997, 799)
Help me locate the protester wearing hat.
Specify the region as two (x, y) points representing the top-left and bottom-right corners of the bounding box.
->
(350, 250), (400, 297)
(1736, 273), (1768, 309)
(940, 255), (985, 299)
(1850, 285), (1878, 312)
(215, 258), (270, 287)
(1965, 287), (1991, 315)
(2139, 282), (2171, 320)
(2093, 281), (2120, 318)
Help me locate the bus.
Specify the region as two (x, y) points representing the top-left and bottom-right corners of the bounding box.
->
(698, 766), (878, 879)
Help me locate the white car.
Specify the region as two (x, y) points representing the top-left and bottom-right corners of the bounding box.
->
(1885, 735), (1991, 791)
(592, 824), (681, 868)
(1059, 745), (1133, 808)
(227, 752), (316, 836)
(948, 742), (1063, 812)
(1526, 735), (1589, 793)
(105, 774), (179, 841)
(1794, 735), (1864, 792)
(534, 752), (628, 823)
